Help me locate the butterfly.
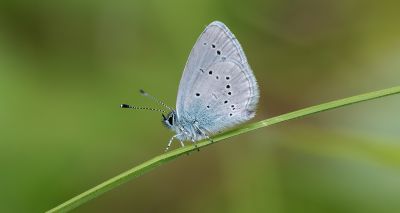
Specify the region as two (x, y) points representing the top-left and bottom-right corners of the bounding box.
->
(121, 21), (259, 151)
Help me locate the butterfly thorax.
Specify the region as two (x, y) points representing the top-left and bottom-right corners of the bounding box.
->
(162, 110), (207, 142)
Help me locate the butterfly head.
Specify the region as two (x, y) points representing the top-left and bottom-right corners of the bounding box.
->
(162, 111), (177, 129)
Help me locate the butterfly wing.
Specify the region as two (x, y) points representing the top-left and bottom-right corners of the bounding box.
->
(176, 21), (259, 134)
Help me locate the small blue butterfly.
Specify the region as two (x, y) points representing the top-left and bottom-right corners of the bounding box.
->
(121, 21), (259, 151)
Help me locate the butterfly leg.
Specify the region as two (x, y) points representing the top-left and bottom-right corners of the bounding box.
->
(203, 133), (214, 143)
(165, 134), (179, 152)
(178, 126), (196, 146)
(177, 125), (199, 152)
(193, 123), (214, 143)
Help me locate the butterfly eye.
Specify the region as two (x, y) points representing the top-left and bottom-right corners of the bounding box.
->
(168, 115), (174, 125)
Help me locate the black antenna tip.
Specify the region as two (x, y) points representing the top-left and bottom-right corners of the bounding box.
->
(120, 104), (131, 108)
(139, 89), (147, 96)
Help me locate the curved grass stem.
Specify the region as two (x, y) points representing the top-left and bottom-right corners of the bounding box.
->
(47, 85), (400, 213)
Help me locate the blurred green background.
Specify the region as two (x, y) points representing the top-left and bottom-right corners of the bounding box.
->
(1, 0), (400, 212)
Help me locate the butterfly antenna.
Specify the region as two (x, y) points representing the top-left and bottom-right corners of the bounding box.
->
(139, 89), (174, 111)
(120, 104), (166, 114)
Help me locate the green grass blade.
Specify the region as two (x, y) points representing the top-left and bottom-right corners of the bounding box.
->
(47, 86), (400, 213)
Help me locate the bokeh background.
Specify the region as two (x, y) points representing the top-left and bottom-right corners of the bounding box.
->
(1, 0), (400, 212)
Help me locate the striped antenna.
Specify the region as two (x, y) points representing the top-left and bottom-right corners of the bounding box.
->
(120, 104), (166, 114)
(139, 89), (173, 111)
